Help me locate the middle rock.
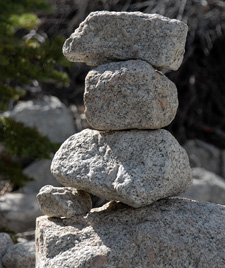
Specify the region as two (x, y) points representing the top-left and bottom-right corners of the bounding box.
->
(51, 129), (192, 208)
(84, 60), (178, 130)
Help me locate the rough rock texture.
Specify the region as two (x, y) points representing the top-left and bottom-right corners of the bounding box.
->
(0, 233), (13, 268)
(0, 193), (42, 232)
(37, 185), (92, 218)
(63, 11), (188, 70)
(3, 95), (75, 143)
(21, 159), (62, 194)
(181, 168), (225, 204)
(84, 60), (178, 130)
(51, 129), (192, 208)
(2, 241), (35, 268)
(36, 198), (225, 268)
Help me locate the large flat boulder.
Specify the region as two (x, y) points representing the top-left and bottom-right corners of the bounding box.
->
(63, 11), (188, 70)
(36, 198), (225, 268)
(51, 129), (192, 208)
(84, 60), (178, 130)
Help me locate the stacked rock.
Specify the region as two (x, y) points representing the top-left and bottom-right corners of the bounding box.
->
(35, 12), (225, 268)
(45, 11), (192, 210)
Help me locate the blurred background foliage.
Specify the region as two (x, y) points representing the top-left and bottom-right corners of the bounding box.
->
(0, 0), (69, 188)
(0, 0), (225, 189)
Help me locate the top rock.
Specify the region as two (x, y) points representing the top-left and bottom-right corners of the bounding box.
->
(63, 11), (188, 70)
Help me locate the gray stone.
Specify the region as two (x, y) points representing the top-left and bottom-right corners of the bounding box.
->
(51, 129), (192, 208)
(21, 159), (62, 194)
(181, 168), (225, 205)
(63, 11), (188, 70)
(0, 233), (13, 268)
(3, 95), (75, 143)
(0, 193), (42, 233)
(84, 60), (178, 130)
(2, 241), (35, 268)
(183, 139), (222, 176)
(36, 198), (225, 268)
(37, 185), (92, 218)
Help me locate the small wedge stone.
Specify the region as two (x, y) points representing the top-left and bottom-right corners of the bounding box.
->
(37, 185), (92, 218)
(84, 60), (178, 130)
(63, 11), (188, 70)
(51, 129), (192, 208)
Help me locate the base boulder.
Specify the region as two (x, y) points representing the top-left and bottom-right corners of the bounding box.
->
(36, 198), (225, 268)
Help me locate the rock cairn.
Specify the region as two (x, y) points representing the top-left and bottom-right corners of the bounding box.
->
(48, 11), (192, 209)
(35, 11), (225, 267)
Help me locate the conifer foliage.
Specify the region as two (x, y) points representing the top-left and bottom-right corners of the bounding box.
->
(0, 0), (70, 188)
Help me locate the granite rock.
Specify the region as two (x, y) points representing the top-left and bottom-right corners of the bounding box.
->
(0, 233), (13, 268)
(37, 185), (92, 218)
(63, 11), (188, 70)
(84, 60), (178, 130)
(181, 168), (225, 204)
(2, 241), (35, 268)
(36, 198), (225, 268)
(3, 95), (75, 143)
(51, 129), (192, 208)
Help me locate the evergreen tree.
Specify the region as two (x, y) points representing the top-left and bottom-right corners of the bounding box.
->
(0, 0), (71, 188)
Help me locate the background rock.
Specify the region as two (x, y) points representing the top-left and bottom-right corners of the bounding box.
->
(183, 139), (222, 176)
(63, 11), (188, 70)
(16, 231), (35, 244)
(180, 168), (225, 204)
(69, 104), (90, 133)
(36, 198), (225, 268)
(2, 241), (35, 268)
(1, 95), (76, 233)
(51, 129), (192, 208)
(0, 233), (13, 268)
(37, 185), (92, 218)
(3, 95), (75, 143)
(0, 159), (62, 234)
(0, 193), (41, 233)
(21, 159), (61, 194)
(84, 60), (178, 130)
